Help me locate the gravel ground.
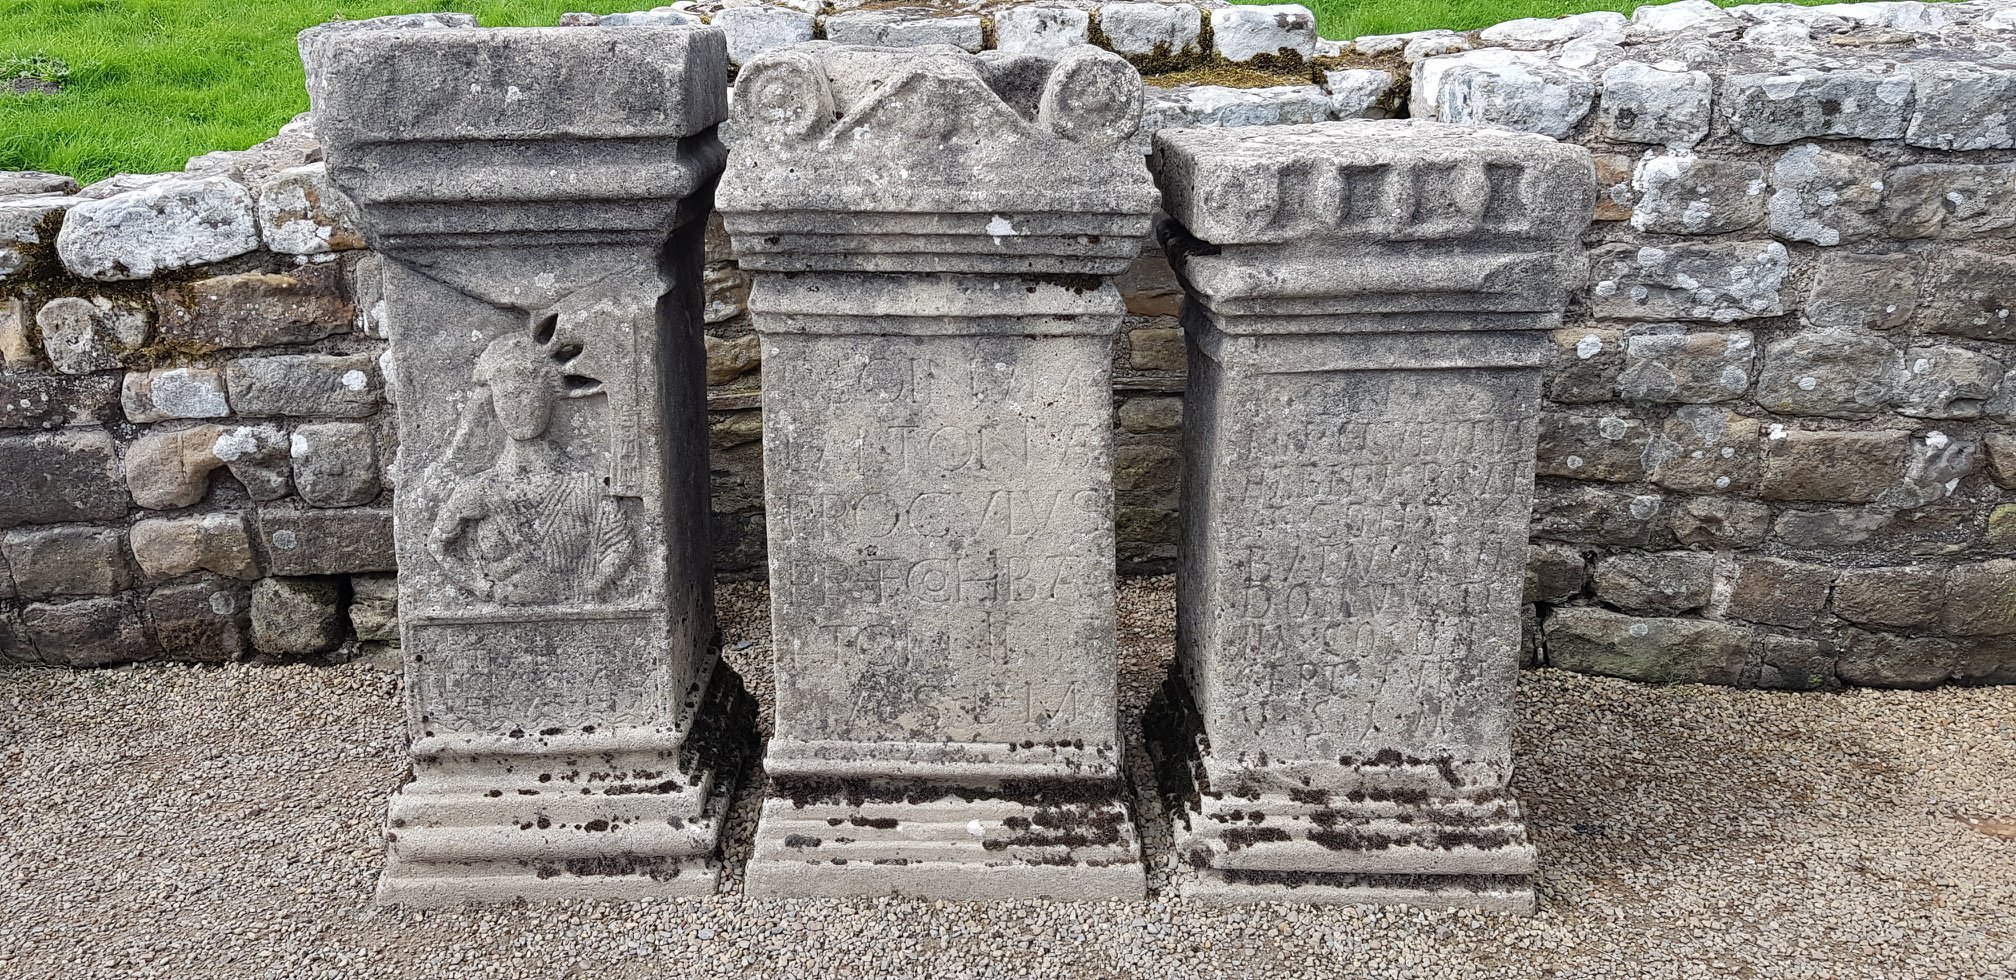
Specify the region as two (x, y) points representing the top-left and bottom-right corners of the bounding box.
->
(3, 577), (2014, 980)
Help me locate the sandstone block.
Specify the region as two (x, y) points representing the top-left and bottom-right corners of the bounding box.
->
(36, 296), (150, 374)
(147, 575), (251, 661)
(1534, 484), (1667, 546)
(1760, 428), (1910, 502)
(0, 296), (28, 368)
(1906, 64), (2016, 151)
(55, 177), (261, 281)
(1768, 144), (1884, 246)
(1117, 396), (1181, 433)
(130, 511), (261, 581)
(1882, 164), (2016, 240)
(1722, 70), (1911, 144)
(125, 425), (226, 510)
(0, 195), (84, 281)
(1630, 156), (1764, 235)
(1589, 242), (1788, 323)
(1597, 62), (1711, 146)
(1593, 550), (1715, 615)
(0, 429), (128, 528)
(0, 373), (121, 430)
(1986, 432), (2016, 488)
(1592, 153), (1636, 222)
(1097, 2), (1203, 59)
(1668, 495), (1769, 548)
(1617, 330), (1752, 403)
(1754, 328), (1905, 419)
(1896, 346), (2004, 419)
(1837, 629), (1963, 689)
(1834, 565), (1945, 629)
(1646, 406), (1760, 494)
(122, 366), (230, 422)
(704, 333), (760, 386)
(255, 163), (366, 254)
(1544, 606), (1755, 686)
(250, 576), (346, 654)
(1805, 251), (1920, 330)
(1526, 540), (1587, 603)
(1129, 327), (1184, 371)
(20, 597), (159, 666)
(347, 573), (398, 643)
(224, 353), (383, 418)
(1536, 413), (1650, 482)
(152, 264), (352, 351)
(210, 423), (293, 500)
(257, 505), (394, 576)
(1945, 560), (2016, 636)
(1, 525), (128, 597)
(1917, 249), (2015, 341)
(290, 421), (380, 507)
(1725, 556), (1833, 628)
(1547, 327), (1624, 402)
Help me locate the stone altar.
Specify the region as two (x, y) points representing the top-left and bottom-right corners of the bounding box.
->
(306, 22), (755, 904)
(1147, 121), (1596, 910)
(718, 43), (1159, 899)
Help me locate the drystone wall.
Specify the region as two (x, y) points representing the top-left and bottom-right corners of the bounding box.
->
(2, 0), (2013, 689)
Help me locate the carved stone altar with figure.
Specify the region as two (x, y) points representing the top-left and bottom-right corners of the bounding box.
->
(719, 42), (1158, 899)
(306, 21), (754, 904)
(1147, 121), (1596, 911)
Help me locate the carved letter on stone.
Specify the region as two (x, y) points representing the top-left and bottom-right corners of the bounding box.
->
(305, 20), (754, 905)
(1147, 121), (1597, 911)
(719, 43), (1159, 900)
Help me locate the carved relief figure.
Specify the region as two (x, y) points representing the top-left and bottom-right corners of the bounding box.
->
(427, 315), (639, 606)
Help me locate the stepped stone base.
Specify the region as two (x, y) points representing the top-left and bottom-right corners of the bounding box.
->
(1183, 870), (1535, 911)
(744, 787), (1146, 901)
(377, 654), (758, 907)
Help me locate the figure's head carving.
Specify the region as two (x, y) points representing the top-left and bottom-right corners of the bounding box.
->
(473, 313), (603, 441)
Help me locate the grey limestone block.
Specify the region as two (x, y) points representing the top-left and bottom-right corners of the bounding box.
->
(1593, 550), (1715, 616)
(1768, 144), (1884, 246)
(1596, 62), (1712, 147)
(37, 296), (150, 375)
(0, 429), (128, 528)
(250, 575), (346, 655)
(1, 195), (85, 282)
(711, 6), (814, 65)
(822, 11), (985, 52)
(1589, 241), (1788, 323)
(256, 163), (368, 255)
(1906, 63), (2016, 151)
(719, 43), (1157, 901)
(1097, 2), (1202, 59)
(1209, 4), (1318, 63)
(147, 574), (252, 662)
(54, 177), (262, 281)
(995, 6), (1091, 58)
(1721, 69), (1912, 145)
(224, 353), (382, 418)
(0, 171), (79, 197)
(1629, 155), (1766, 236)
(0, 372), (121, 430)
(306, 21), (748, 906)
(123, 367), (231, 422)
(290, 421), (380, 507)
(1147, 120), (1596, 911)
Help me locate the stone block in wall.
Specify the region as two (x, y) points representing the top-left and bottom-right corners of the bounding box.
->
(1128, 326), (1183, 371)
(1591, 154), (1636, 222)
(1754, 327), (1905, 418)
(1647, 406), (1760, 494)
(711, 7), (815, 65)
(0, 171), (77, 196)
(249, 576), (345, 655)
(1, 525), (129, 598)
(1989, 505), (2016, 550)
(125, 424), (225, 510)
(1593, 550), (1714, 615)
(224, 353), (383, 418)
(20, 597), (159, 666)
(1721, 70), (1911, 145)
(1760, 428), (1910, 502)
(1117, 395), (1181, 433)
(347, 573), (397, 643)
(36, 296), (150, 375)
(1906, 64), (2016, 151)
(1767, 145), (1884, 246)
(1882, 164), (2016, 240)
(211, 423), (292, 500)
(1533, 483), (1667, 546)
(256, 505), (394, 575)
(1479, 11), (1624, 48)
(1113, 443), (1179, 499)
(1097, 2), (1202, 59)
(254, 164), (365, 254)
(1917, 249), (2015, 341)
(1896, 346), (2005, 419)
(1142, 82), (1392, 132)
(54, 176), (261, 281)
(995, 7), (1090, 57)
(146, 574), (250, 661)
(1771, 506), (1898, 552)
(130, 511), (261, 582)
(1589, 242), (1788, 323)
(1431, 54), (1594, 139)
(1668, 494), (1770, 548)
(1209, 4), (1317, 62)
(0, 297), (28, 368)
(290, 421), (379, 507)
(152, 265), (352, 351)
(1597, 62), (1711, 147)
(1543, 606), (1755, 686)
(1537, 413), (1650, 482)
(704, 333), (760, 386)
(1834, 564), (1945, 630)
(1946, 560), (2016, 636)
(1630, 156), (1764, 235)
(0, 429), (127, 528)
(1883, 431), (1980, 511)
(1, 195), (84, 281)
(1526, 540), (1587, 603)
(122, 366), (230, 422)
(822, 11), (983, 51)
(1725, 555), (1834, 628)
(1805, 251), (1921, 330)
(1986, 433), (2016, 489)
(1616, 330), (1753, 403)
(1837, 628), (2013, 689)
(1547, 326), (1624, 402)
(1628, 0), (1734, 37)
(0, 373), (120, 430)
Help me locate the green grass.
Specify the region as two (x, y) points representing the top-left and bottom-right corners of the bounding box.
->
(0, 0), (1911, 182)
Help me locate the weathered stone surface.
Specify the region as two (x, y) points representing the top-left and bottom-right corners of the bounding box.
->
(1597, 62), (1712, 146)
(1834, 565), (1945, 629)
(290, 421), (379, 507)
(1210, 4), (1317, 62)
(1805, 251), (1920, 330)
(146, 575), (251, 661)
(1589, 242), (1788, 323)
(1544, 607), (1755, 686)
(1432, 54), (1595, 138)
(1527, 540), (1588, 603)
(711, 6), (815, 65)
(1896, 346), (2004, 419)
(36, 296), (150, 375)
(1754, 328), (1906, 418)
(1906, 64), (2016, 151)
(0, 372), (121, 430)
(1630, 156), (1765, 235)
(1537, 413), (1650, 482)
(1768, 144), (1885, 246)
(255, 163), (366, 254)
(1117, 395), (1181, 433)
(19, 597), (159, 666)
(224, 353), (382, 418)
(1761, 428), (1910, 502)
(210, 423), (292, 500)
(704, 333), (760, 386)
(1646, 406), (1760, 494)
(0, 171), (79, 197)
(250, 576), (345, 654)
(129, 511), (261, 581)
(308, 22), (741, 905)
(599, 7), (701, 27)
(1725, 555), (1833, 628)
(1986, 433), (2016, 489)
(0, 195), (83, 281)
(153, 265), (352, 351)
(1629, 0), (1734, 37)
(1480, 11), (1624, 48)
(0, 430), (128, 528)
(54, 177), (261, 281)
(0, 297), (28, 368)
(1534, 483), (1667, 546)
(1721, 69), (1912, 144)
(1945, 560), (2016, 636)
(1547, 327), (1624, 403)
(1838, 629), (1972, 689)
(347, 573), (398, 643)
(125, 424), (225, 510)
(823, 11), (984, 50)
(1098, 2), (1202, 59)
(1917, 249), (2015, 341)
(122, 366), (230, 422)
(1617, 330), (1753, 403)
(1142, 82), (1390, 132)
(995, 6), (1090, 57)
(1881, 164), (2016, 240)
(1668, 494), (1770, 548)
(1129, 327), (1184, 371)
(1594, 550), (1715, 615)
(1592, 153), (1636, 222)
(1, 526), (128, 598)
